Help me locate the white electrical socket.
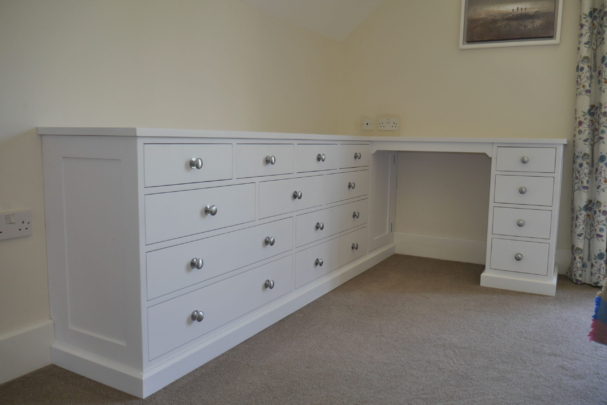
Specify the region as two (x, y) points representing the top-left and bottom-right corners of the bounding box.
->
(378, 117), (399, 131)
(0, 210), (32, 241)
(361, 117), (374, 131)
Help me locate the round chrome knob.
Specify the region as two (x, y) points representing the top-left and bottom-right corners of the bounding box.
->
(190, 258), (204, 269)
(351, 243), (359, 250)
(517, 219), (525, 227)
(518, 187), (527, 195)
(264, 279), (275, 289)
(521, 156), (529, 164)
(205, 205), (218, 216)
(265, 236), (275, 246)
(348, 182), (356, 189)
(265, 155), (276, 165)
(353, 211), (360, 219)
(190, 158), (203, 170)
(317, 153), (327, 162)
(316, 222), (324, 230)
(191, 310), (204, 322)
(354, 152), (362, 160)
(514, 253), (523, 261)
(315, 258), (324, 267)
(292, 191), (303, 199)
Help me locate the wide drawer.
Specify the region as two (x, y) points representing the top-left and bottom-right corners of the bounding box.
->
(296, 144), (341, 172)
(144, 144), (233, 187)
(339, 144), (370, 169)
(494, 175), (554, 206)
(259, 175), (325, 219)
(147, 218), (293, 300)
(296, 199), (367, 247)
(148, 256), (292, 360)
(496, 147), (556, 173)
(326, 170), (369, 204)
(295, 227), (367, 289)
(490, 238), (550, 276)
(145, 183), (255, 244)
(236, 144), (294, 178)
(492, 207), (552, 239)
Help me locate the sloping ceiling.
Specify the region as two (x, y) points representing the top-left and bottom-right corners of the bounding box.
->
(240, 0), (384, 41)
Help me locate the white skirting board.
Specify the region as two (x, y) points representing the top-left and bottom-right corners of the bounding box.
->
(0, 319), (54, 384)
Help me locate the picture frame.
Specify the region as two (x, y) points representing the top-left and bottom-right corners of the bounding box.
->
(459, 0), (563, 49)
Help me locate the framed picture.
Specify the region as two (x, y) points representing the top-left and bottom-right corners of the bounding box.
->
(459, 0), (563, 49)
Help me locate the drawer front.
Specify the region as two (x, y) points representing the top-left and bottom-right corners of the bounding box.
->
(148, 256), (292, 360)
(296, 144), (341, 172)
(496, 147), (556, 173)
(259, 175), (325, 219)
(492, 207), (552, 239)
(490, 238), (550, 276)
(144, 144), (233, 187)
(236, 144), (294, 178)
(296, 199), (368, 247)
(145, 183), (255, 244)
(494, 175), (554, 206)
(295, 227), (367, 289)
(147, 218), (293, 300)
(339, 144), (370, 169)
(326, 170), (369, 204)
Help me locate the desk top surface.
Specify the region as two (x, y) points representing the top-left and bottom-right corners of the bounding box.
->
(37, 127), (568, 145)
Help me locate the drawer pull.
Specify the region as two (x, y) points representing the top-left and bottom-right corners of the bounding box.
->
(292, 191), (303, 199)
(514, 253), (524, 261)
(317, 153), (326, 162)
(265, 155), (277, 165)
(189, 158), (203, 170)
(264, 236), (275, 246)
(517, 219), (526, 227)
(518, 186), (527, 195)
(315, 258), (324, 267)
(264, 279), (275, 289)
(315, 222), (325, 230)
(190, 258), (204, 269)
(521, 156), (530, 164)
(191, 310), (204, 322)
(353, 211), (360, 219)
(204, 205), (218, 216)
(351, 243), (359, 250)
(354, 152), (362, 160)
(348, 182), (356, 189)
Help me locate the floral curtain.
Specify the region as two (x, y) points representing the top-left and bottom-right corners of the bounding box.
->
(570, 0), (607, 286)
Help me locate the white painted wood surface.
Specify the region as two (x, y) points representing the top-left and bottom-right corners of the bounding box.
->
(295, 144), (341, 172)
(494, 175), (555, 206)
(326, 170), (369, 204)
(492, 207), (552, 239)
(490, 238), (550, 276)
(258, 175), (325, 218)
(495, 147), (556, 173)
(236, 144), (295, 178)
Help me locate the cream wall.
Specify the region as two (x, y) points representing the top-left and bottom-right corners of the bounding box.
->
(0, 0), (344, 335)
(339, 0), (578, 250)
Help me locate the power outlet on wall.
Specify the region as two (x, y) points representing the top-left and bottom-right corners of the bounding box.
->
(0, 210), (32, 241)
(378, 117), (399, 131)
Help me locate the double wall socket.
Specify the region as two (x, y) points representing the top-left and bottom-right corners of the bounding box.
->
(0, 210), (32, 241)
(378, 117), (399, 131)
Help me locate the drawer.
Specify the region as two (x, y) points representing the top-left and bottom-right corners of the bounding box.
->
(236, 144), (294, 178)
(148, 256), (292, 360)
(147, 218), (293, 300)
(144, 144), (232, 187)
(492, 207), (552, 239)
(145, 183), (255, 244)
(295, 227), (367, 289)
(496, 147), (556, 173)
(326, 170), (369, 204)
(494, 175), (554, 206)
(296, 199), (367, 247)
(296, 144), (341, 172)
(490, 238), (550, 276)
(259, 175), (325, 219)
(339, 144), (370, 169)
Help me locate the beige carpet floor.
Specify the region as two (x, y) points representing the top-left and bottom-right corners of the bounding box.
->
(1, 254), (607, 405)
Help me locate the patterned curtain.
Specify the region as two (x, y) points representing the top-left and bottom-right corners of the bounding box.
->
(570, 0), (607, 286)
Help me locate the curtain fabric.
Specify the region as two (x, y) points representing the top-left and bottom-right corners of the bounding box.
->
(571, 0), (607, 286)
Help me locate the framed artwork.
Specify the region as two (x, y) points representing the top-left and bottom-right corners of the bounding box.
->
(459, 0), (563, 49)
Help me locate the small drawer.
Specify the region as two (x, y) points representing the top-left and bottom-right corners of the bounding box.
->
(496, 147), (556, 173)
(148, 256), (292, 360)
(147, 218), (293, 300)
(295, 227), (367, 289)
(490, 238), (550, 276)
(296, 144), (341, 172)
(259, 175), (325, 219)
(144, 144), (232, 187)
(236, 144), (294, 178)
(494, 175), (554, 206)
(296, 199), (367, 247)
(326, 170), (369, 204)
(339, 144), (370, 169)
(492, 207), (552, 239)
(145, 183), (255, 244)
